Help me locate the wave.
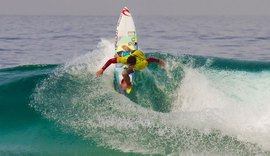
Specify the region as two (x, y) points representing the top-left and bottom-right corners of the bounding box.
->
(1, 39), (270, 155)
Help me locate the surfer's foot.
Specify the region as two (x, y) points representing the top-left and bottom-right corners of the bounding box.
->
(125, 80), (132, 88)
(127, 84), (132, 89)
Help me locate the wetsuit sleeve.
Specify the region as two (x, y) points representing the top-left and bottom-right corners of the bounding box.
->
(147, 58), (160, 64)
(101, 58), (117, 71)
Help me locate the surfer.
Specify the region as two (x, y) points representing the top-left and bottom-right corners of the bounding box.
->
(96, 45), (165, 88)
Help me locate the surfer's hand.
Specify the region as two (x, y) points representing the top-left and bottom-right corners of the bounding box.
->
(96, 69), (104, 77)
(159, 60), (166, 68)
(114, 54), (119, 58)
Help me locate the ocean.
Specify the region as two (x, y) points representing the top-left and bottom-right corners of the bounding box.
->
(1, 15), (270, 155)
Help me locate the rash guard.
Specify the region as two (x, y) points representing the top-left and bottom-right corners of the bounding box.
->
(101, 57), (160, 71)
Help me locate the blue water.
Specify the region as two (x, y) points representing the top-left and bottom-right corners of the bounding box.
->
(1, 15), (270, 155)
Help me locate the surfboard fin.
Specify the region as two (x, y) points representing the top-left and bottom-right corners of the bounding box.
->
(126, 86), (133, 94)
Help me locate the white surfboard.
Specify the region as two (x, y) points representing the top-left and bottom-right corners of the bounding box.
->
(114, 7), (138, 94)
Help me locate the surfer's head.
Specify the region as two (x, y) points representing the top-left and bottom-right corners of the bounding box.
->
(127, 56), (136, 66)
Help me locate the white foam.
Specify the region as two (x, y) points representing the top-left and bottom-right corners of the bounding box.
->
(172, 64), (270, 150)
(31, 39), (270, 155)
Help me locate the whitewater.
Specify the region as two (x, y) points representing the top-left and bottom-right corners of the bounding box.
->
(26, 39), (270, 155)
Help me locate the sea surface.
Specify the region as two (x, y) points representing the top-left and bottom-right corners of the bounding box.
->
(1, 15), (270, 155)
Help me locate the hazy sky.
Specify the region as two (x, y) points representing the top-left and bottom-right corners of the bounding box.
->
(0, 0), (270, 16)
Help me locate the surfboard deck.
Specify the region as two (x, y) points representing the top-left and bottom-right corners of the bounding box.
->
(114, 7), (138, 94)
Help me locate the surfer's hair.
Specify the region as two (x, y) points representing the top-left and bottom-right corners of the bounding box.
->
(127, 56), (136, 65)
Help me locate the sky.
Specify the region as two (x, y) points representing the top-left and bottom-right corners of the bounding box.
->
(0, 0), (270, 16)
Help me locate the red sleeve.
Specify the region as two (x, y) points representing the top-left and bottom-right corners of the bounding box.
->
(101, 58), (117, 71)
(147, 58), (160, 64)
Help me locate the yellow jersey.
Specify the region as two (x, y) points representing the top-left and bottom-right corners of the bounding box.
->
(117, 50), (148, 70)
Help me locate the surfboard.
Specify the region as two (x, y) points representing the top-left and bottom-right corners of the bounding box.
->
(114, 7), (138, 94)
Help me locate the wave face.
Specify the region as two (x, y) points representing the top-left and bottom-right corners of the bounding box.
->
(1, 40), (270, 155)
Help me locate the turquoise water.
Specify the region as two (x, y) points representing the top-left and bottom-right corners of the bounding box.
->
(1, 16), (270, 155)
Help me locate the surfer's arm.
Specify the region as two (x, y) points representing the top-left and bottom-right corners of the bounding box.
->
(101, 58), (117, 71)
(147, 58), (160, 63)
(96, 58), (117, 77)
(147, 58), (165, 67)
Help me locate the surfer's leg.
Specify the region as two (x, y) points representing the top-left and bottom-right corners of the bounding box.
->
(122, 69), (134, 86)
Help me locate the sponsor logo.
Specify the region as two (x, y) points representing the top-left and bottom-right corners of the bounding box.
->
(128, 42), (134, 46)
(121, 8), (130, 16)
(128, 31), (135, 36)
